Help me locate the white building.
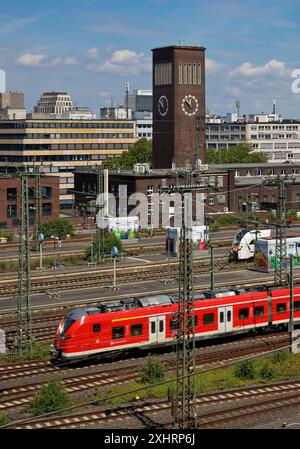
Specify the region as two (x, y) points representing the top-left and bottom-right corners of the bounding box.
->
(0, 70), (6, 94)
(247, 120), (300, 162)
(33, 92), (73, 116)
(100, 107), (132, 120)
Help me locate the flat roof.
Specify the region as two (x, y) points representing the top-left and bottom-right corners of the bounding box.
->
(152, 44), (206, 51)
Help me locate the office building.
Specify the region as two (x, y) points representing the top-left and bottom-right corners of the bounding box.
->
(0, 119), (136, 206)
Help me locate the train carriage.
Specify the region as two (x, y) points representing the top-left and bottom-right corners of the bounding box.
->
(54, 287), (300, 361)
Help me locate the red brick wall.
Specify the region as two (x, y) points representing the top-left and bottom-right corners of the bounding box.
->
(0, 175), (60, 230)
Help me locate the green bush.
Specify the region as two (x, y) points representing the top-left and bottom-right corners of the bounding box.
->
(0, 413), (8, 426)
(234, 360), (256, 380)
(272, 350), (288, 365)
(28, 379), (73, 416)
(139, 355), (166, 384)
(86, 232), (123, 264)
(42, 218), (74, 239)
(259, 363), (276, 380)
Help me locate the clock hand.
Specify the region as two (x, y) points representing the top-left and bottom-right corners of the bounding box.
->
(185, 98), (192, 108)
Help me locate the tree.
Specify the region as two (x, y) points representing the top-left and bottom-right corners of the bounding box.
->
(86, 231), (123, 263)
(28, 379), (73, 416)
(206, 143), (267, 164)
(42, 218), (74, 239)
(102, 138), (152, 170)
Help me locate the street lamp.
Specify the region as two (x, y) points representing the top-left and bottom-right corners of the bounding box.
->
(109, 246), (119, 290)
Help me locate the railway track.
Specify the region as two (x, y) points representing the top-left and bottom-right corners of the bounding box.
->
(0, 333), (288, 411)
(1, 332), (286, 381)
(0, 257), (250, 297)
(12, 379), (300, 429)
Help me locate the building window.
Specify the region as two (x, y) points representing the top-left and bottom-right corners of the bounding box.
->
(193, 63), (197, 85)
(178, 62), (182, 84)
(7, 204), (17, 218)
(7, 188), (17, 201)
(42, 203), (52, 216)
(112, 326), (125, 339)
(188, 63), (192, 84)
(183, 63), (187, 84)
(197, 63), (201, 85)
(42, 186), (52, 198)
(131, 324), (143, 336)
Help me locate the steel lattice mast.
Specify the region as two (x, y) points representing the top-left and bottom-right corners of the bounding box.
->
(261, 175), (295, 286)
(96, 166), (105, 264)
(34, 166), (42, 251)
(274, 177), (288, 286)
(16, 174), (33, 353)
(160, 179), (209, 429)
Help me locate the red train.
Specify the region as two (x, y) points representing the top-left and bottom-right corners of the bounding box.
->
(53, 286), (300, 361)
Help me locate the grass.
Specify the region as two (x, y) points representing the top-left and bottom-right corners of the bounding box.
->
(91, 350), (300, 406)
(0, 342), (51, 363)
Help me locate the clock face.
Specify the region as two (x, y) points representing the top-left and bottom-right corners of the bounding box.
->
(181, 95), (199, 116)
(158, 95), (168, 117)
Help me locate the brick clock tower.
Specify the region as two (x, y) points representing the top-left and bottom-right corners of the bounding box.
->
(152, 45), (206, 169)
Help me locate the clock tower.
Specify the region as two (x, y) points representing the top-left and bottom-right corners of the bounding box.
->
(152, 45), (206, 169)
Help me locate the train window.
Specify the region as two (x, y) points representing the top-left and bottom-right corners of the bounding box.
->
(203, 313), (214, 325)
(219, 312), (224, 323)
(188, 315), (199, 327)
(151, 322), (156, 334)
(170, 315), (179, 330)
(276, 303), (287, 314)
(93, 324), (101, 333)
(131, 324), (143, 336)
(254, 306), (264, 317)
(159, 320), (164, 332)
(238, 308), (249, 320)
(294, 301), (300, 311)
(227, 310), (231, 322)
(112, 326), (125, 339)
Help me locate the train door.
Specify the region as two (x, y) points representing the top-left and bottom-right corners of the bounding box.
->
(149, 316), (166, 343)
(218, 306), (233, 333)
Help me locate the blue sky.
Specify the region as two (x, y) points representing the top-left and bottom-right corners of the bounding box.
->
(1, 0), (300, 116)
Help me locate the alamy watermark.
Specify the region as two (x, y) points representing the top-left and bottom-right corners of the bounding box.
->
(0, 329), (6, 354)
(291, 69), (300, 94)
(95, 186), (205, 230)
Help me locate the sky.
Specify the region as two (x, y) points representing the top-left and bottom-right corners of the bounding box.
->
(1, 0), (300, 117)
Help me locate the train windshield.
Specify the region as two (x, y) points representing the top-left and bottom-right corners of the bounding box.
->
(233, 229), (248, 244)
(60, 318), (76, 336)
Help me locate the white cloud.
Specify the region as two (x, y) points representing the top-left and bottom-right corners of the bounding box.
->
(85, 48), (99, 59)
(87, 49), (151, 77)
(16, 52), (63, 68)
(226, 87), (241, 97)
(230, 59), (289, 78)
(64, 56), (78, 65)
(16, 53), (47, 66)
(206, 58), (223, 73)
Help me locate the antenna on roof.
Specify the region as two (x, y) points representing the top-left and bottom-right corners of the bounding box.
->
(235, 100), (240, 122)
(272, 97), (276, 115)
